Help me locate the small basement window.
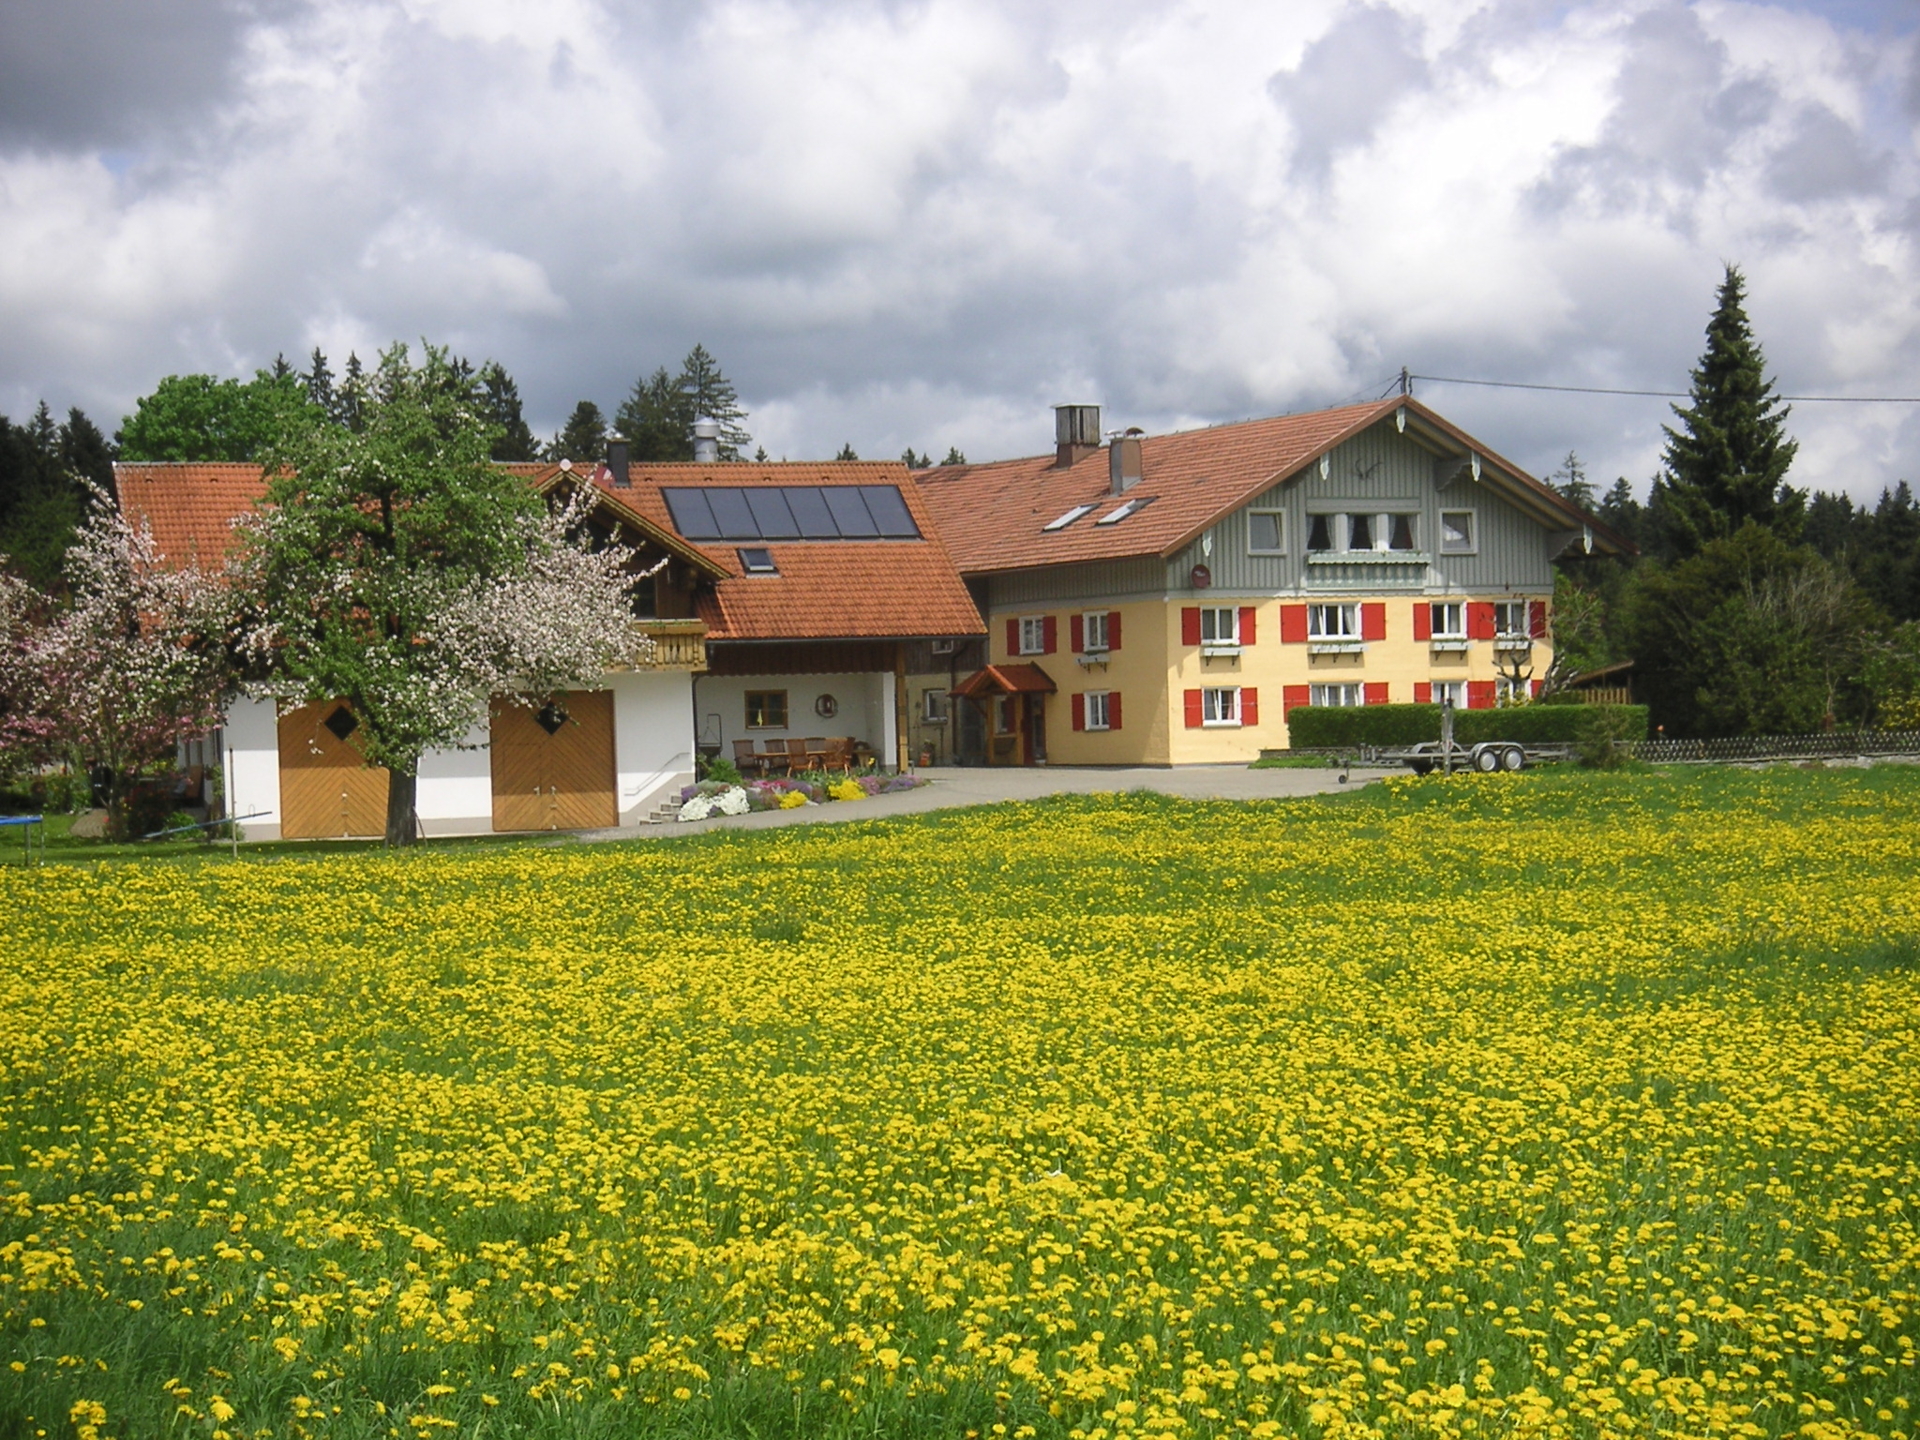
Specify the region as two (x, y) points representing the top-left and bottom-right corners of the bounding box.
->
(737, 547), (778, 574)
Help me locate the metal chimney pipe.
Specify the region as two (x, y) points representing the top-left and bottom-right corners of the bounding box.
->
(1109, 428), (1144, 495)
(606, 435), (630, 487)
(691, 416), (721, 464)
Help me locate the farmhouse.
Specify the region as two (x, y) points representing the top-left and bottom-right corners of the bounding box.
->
(115, 451), (982, 838)
(913, 396), (1631, 765)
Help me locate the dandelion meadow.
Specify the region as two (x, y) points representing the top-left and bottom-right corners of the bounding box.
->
(2, 767), (1917, 1440)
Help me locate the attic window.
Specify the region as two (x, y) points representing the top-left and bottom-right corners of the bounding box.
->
(1094, 495), (1155, 526)
(737, 547), (778, 574)
(1043, 503), (1096, 532)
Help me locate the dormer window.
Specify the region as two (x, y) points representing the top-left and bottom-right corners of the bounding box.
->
(737, 547), (778, 574)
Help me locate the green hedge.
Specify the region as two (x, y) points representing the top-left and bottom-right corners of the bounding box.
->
(1284, 703), (1648, 750)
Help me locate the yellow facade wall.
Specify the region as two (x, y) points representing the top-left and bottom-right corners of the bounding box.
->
(977, 594), (1553, 765)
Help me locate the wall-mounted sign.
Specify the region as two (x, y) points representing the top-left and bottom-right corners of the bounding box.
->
(1190, 564), (1212, 589)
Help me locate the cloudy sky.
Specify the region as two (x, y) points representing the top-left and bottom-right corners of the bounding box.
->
(2, 0), (1918, 500)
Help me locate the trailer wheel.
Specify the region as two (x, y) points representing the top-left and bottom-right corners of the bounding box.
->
(1473, 746), (1500, 773)
(1409, 760), (1433, 775)
(1501, 745), (1526, 772)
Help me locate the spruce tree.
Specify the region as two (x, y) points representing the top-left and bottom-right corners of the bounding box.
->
(1659, 265), (1802, 559)
(675, 345), (751, 460)
(479, 362), (539, 462)
(548, 401), (608, 463)
(615, 368), (692, 462)
(303, 348), (336, 416)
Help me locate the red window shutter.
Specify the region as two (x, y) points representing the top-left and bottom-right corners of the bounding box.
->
(1108, 692), (1122, 731)
(1042, 616), (1057, 654)
(1468, 602), (1496, 641)
(1413, 603), (1431, 642)
(1181, 607), (1202, 645)
(1240, 687), (1258, 725)
(1361, 602), (1387, 642)
(1006, 618), (1020, 655)
(1184, 688), (1204, 728)
(1415, 681), (1433, 704)
(1107, 612), (1121, 651)
(1071, 693), (1086, 731)
(1468, 679), (1496, 710)
(1070, 614), (1085, 654)
(1529, 600), (1548, 639)
(1283, 684), (1311, 715)
(1530, 678), (1543, 699)
(1280, 604), (1308, 643)
(1364, 682), (1389, 706)
(1239, 606), (1257, 645)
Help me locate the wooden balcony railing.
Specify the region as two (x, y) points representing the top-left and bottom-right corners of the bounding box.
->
(622, 618), (709, 672)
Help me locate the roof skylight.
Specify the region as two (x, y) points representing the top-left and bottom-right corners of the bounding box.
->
(1042, 503), (1096, 532)
(1094, 495), (1155, 526)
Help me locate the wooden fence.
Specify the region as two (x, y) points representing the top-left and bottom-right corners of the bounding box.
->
(1628, 730), (1920, 764)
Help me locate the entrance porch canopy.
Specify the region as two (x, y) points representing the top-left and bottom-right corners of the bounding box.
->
(951, 663), (1057, 700)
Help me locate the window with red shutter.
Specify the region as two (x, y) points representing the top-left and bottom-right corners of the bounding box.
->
(1070, 615), (1084, 654)
(1415, 682), (1432, 704)
(1413, 604), (1431, 642)
(1183, 688), (1204, 727)
(1239, 606), (1257, 645)
(1107, 612), (1122, 651)
(1241, 687), (1258, 725)
(1361, 603), (1387, 642)
(1006, 618), (1019, 655)
(1283, 684), (1310, 714)
(1468, 603), (1496, 641)
(1181, 607), (1202, 645)
(1071, 694), (1085, 730)
(1364, 682), (1389, 705)
(1042, 616), (1057, 654)
(1468, 679), (1496, 710)
(1529, 600), (1548, 638)
(1280, 604), (1308, 643)
(1108, 692), (1122, 730)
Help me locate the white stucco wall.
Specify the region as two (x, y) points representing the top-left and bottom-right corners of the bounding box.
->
(415, 722), (492, 835)
(693, 671), (895, 767)
(222, 692), (283, 840)
(611, 670), (697, 823)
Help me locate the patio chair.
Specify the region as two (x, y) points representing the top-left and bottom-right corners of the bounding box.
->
(821, 737), (854, 774)
(803, 737), (831, 772)
(731, 739), (766, 778)
(786, 737), (813, 773)
(759, 739), (793, 776)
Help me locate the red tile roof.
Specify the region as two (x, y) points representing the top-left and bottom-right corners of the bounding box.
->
(914, 396), (1629, 574)
(951, 663), (1057, 698)
(115, 463), (270, 567)
(569, 460), (985, 643)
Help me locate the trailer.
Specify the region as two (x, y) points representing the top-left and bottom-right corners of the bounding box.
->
(1369, 739), (1572, 774)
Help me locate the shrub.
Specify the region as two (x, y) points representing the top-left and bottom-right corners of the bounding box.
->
(1285, 703), (1649, 750)
(1575, 707), (1638, 769)
(701, 755), (745, 786)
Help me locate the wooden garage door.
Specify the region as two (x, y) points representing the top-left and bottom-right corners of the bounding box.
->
(490, 691), (618, 832)
(279, 701), (389, 839)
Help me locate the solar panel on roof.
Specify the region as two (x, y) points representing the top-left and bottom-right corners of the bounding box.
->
(859, 486), (921, 537)
(823, 488), (878, 537)
(745, 489), (800, 538)
(784, 487), (837, 536)
(707, 489), (759, 538)
(663, 489), (720, 539)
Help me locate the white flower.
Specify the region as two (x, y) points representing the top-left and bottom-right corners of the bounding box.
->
(678, 794), (715, 822)
(715, 787), (749, 816)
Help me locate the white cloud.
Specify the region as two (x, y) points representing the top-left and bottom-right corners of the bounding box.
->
(0, 0), (1917, 497)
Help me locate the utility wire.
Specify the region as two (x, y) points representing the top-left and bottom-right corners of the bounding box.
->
(1409, 372), (1920, 404)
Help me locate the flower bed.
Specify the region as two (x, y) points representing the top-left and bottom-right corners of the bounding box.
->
(678, 773), (929, 821)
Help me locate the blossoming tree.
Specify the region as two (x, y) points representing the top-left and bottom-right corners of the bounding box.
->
(247, 342), (645, 846)
(31, 487), (235, 838)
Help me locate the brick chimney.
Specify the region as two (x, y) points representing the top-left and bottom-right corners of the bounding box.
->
(1053, 404), (1101, 468)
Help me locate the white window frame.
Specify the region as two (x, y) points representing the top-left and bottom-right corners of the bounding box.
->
(1017, 616), (1047, 655)
(1430, 602), (1466, 640)
(1496, 675), (1530, 705)
(1493, 600), (1529, 638)
(1247, 510), (1285, 554)
(1199, 606), (1239, 645)
(1379, 512), (1418, 552)
(995, 695), (1016, 734)
(1084, 691), (1112, 731)
(1431, 680), (1466, 709)
(1440, 510), (1476, 555)
(922, 687), (949, 724)
(1306, 511), (1420, 554)
(1308, 603), (1361, 640)
(1201, 687), (1241, 727)
(1082, 611), (1111, 653)
(1310, 683), (1362, 708)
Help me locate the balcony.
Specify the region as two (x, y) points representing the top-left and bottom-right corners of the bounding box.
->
(622, 618), (709, 672)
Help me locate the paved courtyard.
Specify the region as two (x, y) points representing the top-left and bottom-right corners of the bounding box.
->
(576, 763), (1394, 842)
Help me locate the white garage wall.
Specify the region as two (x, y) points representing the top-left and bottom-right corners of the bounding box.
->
(223, 691), (283, 840)
(416, 721), (492, 836)
(611, 671), (697, 823)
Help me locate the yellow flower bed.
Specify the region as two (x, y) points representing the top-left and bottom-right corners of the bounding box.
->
(1, 768), (1917, 1439)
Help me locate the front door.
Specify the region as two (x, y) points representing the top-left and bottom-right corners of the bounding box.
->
(490, 691), (618, 831)
(278, 701), (390, 839)
(1023, 693), (1047, 764)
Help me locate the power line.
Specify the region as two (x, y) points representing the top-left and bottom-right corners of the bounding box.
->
(1409, 372), (1920, 404)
